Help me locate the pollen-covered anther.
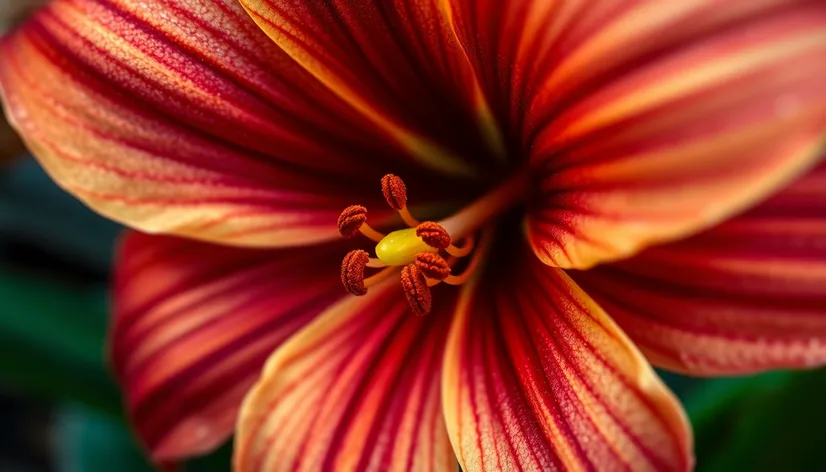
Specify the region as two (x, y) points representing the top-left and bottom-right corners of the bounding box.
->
(337, 205), (385, 242)
(416, 221), (451, 249)
(337, 205), (367, 237)
(341, 250), (370, 296)
(400, 264), (432, 316)
(381, 174), (407, 211)
(382, 174), (419, 227)
(415, 253), (451, 280)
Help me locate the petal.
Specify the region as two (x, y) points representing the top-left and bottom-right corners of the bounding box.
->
(0, 0), (467, 247)
(571, 162), (826, 375)
(234, 282), (456, 472)
(112, 231), (349, 461)
(443, 249), (692, 471)
(238, 0), (507, 175)
(446, 0), (826, 268)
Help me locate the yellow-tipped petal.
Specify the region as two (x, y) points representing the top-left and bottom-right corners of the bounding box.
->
(234, 283), (457, 472)
(443, 247), (693, 471)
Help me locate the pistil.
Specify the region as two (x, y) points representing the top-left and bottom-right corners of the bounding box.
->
(336, 170), (526, 315)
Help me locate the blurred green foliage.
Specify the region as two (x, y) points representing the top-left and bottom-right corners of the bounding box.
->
(690, 371), (826, 471)
(0, 269), (120, 416)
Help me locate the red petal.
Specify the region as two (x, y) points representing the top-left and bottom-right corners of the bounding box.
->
(234, 283), (456, 471)
(443, 249), (692, 471)
(112, 232), (348, 461)
(571, 161), (826, 375)
(0, 0), (466, 246)
(447, 0), (826, 268)
(238, 0), (506, 175)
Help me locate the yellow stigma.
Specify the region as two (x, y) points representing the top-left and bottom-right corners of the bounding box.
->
(375, 228), (437, 266)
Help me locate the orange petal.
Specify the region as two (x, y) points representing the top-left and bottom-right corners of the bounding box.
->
(111, 232), (349, 461)
(443, 249), (692, 471)
(0, 0), (467, 246)
(448, 1), (774, 136)
(237, 0), (506, 176)
(446, 0), (826, 268)
(571, 161), (826, 375)
(525, 2), (826, 268)
(234, 283), (456, 472)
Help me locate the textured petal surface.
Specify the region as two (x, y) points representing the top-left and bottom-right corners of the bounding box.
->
(443, 247), (692, 471)
(238, 0), (507, 176)
(234, 282), (456, 472)
(112, 232), (348, 460)
(447, 0), (826, 268)
(0, 0), (469, 246)
(572, 162), (826, 375)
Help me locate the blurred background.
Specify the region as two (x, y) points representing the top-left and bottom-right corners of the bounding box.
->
(1, 111), (237, 472)
(2, 2), (826, 471)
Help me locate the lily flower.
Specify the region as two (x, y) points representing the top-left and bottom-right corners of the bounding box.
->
(2, 0), (825, 470)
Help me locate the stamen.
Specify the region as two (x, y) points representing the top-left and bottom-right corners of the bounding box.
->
(337, 205), (385, 242)
(442, 229), (492, 286)
(445, 234), (475, 258)
(398, 206), (420, 228)
(415, 253), (450, 280)
(381, 174), (419, 227)
(416, 221), (475, 257)
(337, 171), (525, 316)
(443, 264), (479, 286)
(366, 257), (386, 268)
(341, 250), (370, 296)
(337, 205), (366, 237)
(341, 250), (395, 295)
(416, 222), (451, 249)
(400, 264), (432, 316)
(426, 278), (441, 288)
(381, 174), (407, 210)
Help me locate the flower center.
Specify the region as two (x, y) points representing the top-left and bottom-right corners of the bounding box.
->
(374, 228), (437, 266)
(336, 171), (527, 315)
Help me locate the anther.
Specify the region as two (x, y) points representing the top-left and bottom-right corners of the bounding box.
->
(415, 253), (451, 280)
(381, 174), (407, 211)
(416, 222), (452, 249)
(400, 264), (432, 316)
(382, 174), (419, 227)
(337, 205), (385, 242)
(341, 250), (370, 296)
(337, 205), (367, 237)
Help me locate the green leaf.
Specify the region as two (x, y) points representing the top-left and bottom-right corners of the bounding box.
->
(56, 404), (155, 472)
(56, 403), (235, 472)
(0, 268), (121, 415)
(688, 368), (826, 471)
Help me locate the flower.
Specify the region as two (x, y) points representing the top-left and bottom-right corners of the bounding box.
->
(2, 0), (825, 470)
